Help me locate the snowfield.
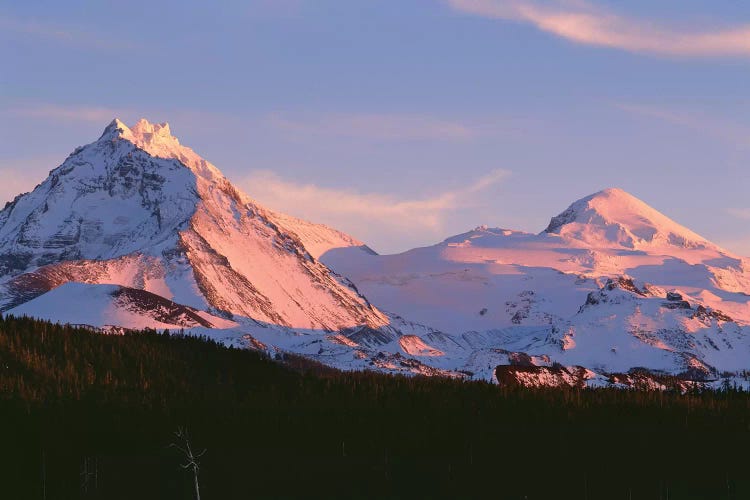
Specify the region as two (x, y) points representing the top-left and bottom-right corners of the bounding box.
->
(4, 119), (750, 389)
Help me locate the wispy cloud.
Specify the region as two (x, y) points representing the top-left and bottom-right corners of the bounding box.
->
(616, 103), (750, 146)
(0, 170), (31, 204)
(243, 169), (510, 251)
(8, 104), (133, 123)
(245, 0), (305, 19)
(722, 210), (750, 256)
(445, 0), (750, 58)
(715, 235), (750, 258)
(0, 14), (137, 50)
(10, 103), (518, 147)
(5, 103), (242, 134)
(268, 112), (478, 142)
(727, 208), (750, 220)
(0, 161), (52, 204)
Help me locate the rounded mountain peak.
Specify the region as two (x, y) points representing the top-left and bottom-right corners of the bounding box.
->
(543, 187), (713, 250)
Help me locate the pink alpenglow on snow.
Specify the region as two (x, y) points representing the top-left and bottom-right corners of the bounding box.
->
(0, 119), (386, 332)
(4, 119), (750, 389)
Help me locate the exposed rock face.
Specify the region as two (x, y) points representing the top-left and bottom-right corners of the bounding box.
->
(666, 291), (683, 301)
(495, 364), (592, 389)
(110, 286), (215, 328)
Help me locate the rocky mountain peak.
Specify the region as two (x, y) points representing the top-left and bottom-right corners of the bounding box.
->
(98, 118), (131, 141)
(95, 118), (224, 183)
(0, 119), (387, 331)
(130, 118), (177, 146)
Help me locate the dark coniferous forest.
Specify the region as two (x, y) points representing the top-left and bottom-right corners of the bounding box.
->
(1, 314), (749, 499)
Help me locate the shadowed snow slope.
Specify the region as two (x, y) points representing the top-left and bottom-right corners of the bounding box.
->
(8, 282), (232, 330)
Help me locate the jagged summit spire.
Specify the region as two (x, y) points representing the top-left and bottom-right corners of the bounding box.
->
(98, 118), (224, 183)
(543, 187), (713, 250)
(130, 118), (176, 144)
(99, 118), (178, 147)
(99, 118), (131, 140)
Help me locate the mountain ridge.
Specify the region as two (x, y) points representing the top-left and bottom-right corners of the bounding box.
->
(5, 118), (750, 389)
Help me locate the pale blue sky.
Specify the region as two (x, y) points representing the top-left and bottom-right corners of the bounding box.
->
(2, 0), (750, 254)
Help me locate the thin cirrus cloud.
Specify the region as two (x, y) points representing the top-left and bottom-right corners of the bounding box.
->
(243, 168), (510, 252)
(245, 0), (305, 18)
(0, 14), (137, 50)
(268, 112), (478, 142)
(615, 103), (750, 147)
(727, 208), (750, 220)
(716, 234), (750, 257)
(10, 104), (480, 142)
(724, 210), (750, 257)
(0, 14), (79, 42)
(0, 167), (34, 202)
(445, 0), (750, 57)
(5, 103), (245, 135)
(8, 103), (133, 123)
(0, 160), (60, 204)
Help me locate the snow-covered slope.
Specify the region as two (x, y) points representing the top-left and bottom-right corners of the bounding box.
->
(8, 282), (234, 331)
(320, 189), (750, 386)
(6, 121), (750, 388)
(0, 119), (386, 331)
(543, 187), (715, 251)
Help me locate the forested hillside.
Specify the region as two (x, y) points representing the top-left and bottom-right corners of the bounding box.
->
(1, 315), (749, 499)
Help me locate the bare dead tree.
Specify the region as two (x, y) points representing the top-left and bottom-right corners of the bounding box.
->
(79, 456), (98, 497)
(41, 450), (46, 500)
(170, 427), (206, 500)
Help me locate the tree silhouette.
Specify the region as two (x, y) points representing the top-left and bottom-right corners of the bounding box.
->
(170, 427), (206, 500)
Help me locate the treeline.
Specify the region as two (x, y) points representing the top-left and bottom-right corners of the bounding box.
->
(0, 314), (749, 499)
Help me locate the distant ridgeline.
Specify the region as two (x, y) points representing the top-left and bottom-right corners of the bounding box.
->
(1, 314), (750, 499)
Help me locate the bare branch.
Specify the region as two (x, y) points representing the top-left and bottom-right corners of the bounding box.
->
(170, 426), (206, 500)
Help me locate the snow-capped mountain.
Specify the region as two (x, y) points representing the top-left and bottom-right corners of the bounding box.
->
(321, 188), (750, 385)
(0, 119), (386, 331)
(5, 120), (750, 389)
(542, 187), (715, 250)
